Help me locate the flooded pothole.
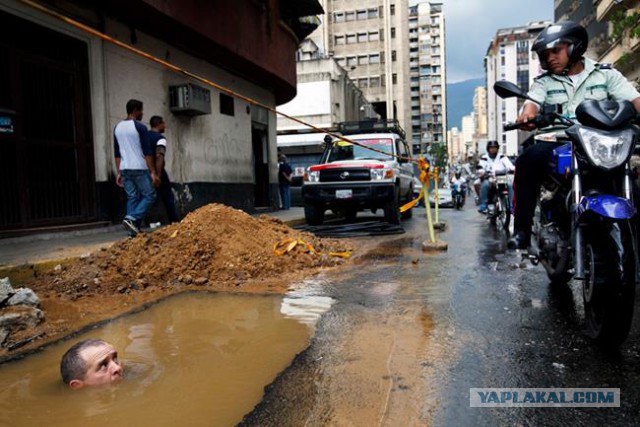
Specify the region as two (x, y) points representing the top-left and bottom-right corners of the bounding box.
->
(0, 291), (333, 427)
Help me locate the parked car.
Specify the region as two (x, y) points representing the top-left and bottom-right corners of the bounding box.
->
(429, 189), (453, 208)
(302, 120), (414, 225)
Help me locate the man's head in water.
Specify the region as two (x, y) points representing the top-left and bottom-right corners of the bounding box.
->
(60, 339), (123, 389)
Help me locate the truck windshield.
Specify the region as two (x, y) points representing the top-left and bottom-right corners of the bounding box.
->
(327, 138), (394, 162)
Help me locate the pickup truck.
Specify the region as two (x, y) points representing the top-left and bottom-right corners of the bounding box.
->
(302, 120), (414, 225)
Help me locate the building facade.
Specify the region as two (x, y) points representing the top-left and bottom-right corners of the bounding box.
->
(592, 0), (640, 86)
(0, 0), (321, 232)
(408, 1), (447, 154)
(309, 0), (412, 140)
(485, 21), (550, 156)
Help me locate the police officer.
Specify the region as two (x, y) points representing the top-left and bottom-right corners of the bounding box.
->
(508, 21), (640, 250)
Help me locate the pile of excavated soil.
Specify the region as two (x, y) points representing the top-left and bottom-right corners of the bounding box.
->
(32, 204), (350, 298)
(2, 204), (353, 358)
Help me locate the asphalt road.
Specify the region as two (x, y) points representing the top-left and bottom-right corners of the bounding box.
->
(241, 207), (640, 426)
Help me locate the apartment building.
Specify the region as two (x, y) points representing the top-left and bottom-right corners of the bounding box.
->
(472, 86), (488, 157)
(408, 1), (447, 154)
(309, 0), (412, 140)
(555, 0), (639, 88)
(485, 22), (550, 156)
(592, 0), (640, 85)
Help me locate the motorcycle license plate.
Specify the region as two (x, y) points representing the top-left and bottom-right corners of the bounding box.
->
(336, 189), (353, 199)
(496, 176), (508, 185)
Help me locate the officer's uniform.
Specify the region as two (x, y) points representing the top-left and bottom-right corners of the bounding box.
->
(513, 57), (640, 237)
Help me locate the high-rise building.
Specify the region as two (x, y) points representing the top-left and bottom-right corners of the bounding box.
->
(408, 2), (447, 154)
(470, 86), (488, 158)
(309, 0), (412, 140)
(485, 21), (550, 156)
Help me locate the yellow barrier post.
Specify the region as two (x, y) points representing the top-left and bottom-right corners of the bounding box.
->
(424, 171), (436, 244)
(433, 167), (446, 231)
(434, 167), (440, 224)
(422, 160), (447, 252)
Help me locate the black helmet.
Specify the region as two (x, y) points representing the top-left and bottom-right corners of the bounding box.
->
(486, 140), (500, 150)
(531, 21), (588, 71)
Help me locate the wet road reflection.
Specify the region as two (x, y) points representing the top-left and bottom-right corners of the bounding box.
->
(243, 208), (640, 427)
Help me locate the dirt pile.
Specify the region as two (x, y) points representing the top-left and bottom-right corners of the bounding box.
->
(28, 204), (351, 299)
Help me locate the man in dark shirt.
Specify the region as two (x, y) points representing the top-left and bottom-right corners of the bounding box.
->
(278, 153), (293, 210)
(148, 115), (180, 223)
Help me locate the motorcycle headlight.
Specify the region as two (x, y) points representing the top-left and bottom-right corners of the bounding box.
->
(371, 168), (394, 180)
(577, 127), (635, 170)
(305, 170), (320, 182)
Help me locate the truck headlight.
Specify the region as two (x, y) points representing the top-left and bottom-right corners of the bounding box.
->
(305, 170), (320, 182)
(371, 168), (394, 180)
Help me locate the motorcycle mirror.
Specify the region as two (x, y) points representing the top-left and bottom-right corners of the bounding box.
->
(493, 81), (530, 100)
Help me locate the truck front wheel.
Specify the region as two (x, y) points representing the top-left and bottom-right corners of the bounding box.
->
(384, 187), (400, 224)
(304, 204), (325, 225)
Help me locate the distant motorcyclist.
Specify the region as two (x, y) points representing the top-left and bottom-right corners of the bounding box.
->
(478, 140), (515, 214)
(508, 20), (640, 249)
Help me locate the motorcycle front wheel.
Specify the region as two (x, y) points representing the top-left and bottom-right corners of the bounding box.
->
(582, 220), (636, 347)
(497, 194), (511, 232)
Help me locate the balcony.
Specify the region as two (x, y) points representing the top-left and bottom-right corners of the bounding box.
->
(595, 0), (634, 21)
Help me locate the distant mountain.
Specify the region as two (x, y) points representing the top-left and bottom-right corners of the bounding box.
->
(446, 78), (485, 131)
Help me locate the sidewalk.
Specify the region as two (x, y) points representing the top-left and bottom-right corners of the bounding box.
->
(0, 208), (306, 280)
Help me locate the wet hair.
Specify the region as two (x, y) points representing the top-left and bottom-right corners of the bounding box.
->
(60, 339), (107, 384)
(126, 99), (143, 115)
(149, 115), (164, 128)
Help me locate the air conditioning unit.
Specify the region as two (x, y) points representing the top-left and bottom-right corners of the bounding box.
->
(169, 83), (211, 116)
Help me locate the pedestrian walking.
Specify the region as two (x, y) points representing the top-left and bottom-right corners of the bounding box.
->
(148, 115), (180, 223)
(278, 153), (292, 210)
(114, 99), (159, 236)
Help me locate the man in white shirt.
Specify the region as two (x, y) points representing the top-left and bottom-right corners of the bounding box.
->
(478, 140), (515, 213)
(114, 99), (159, 236)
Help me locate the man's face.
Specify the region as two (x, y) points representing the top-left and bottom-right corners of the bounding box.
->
(542, 43), (570, 74)
(134, 108), (144, 121)
(158, 121), (166, 133)
(71, 343), (123, 389)
(488, 147), (498, 157)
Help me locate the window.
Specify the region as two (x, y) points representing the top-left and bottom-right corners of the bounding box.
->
(369, 53), (380, 64)
(369, 31), (379, 41)
(345, 11), (355, 21)
(346, 34), (356, 44)
(334, 12), (344, 23)
(336, 57), (346, 66)
(392, 73), (397, 85)
(220, 93), (234, 116)
(358, 78), (369, 88)
(347, 56), (357, 67)
(370, 76), (380, 87)
(356, 9), (367, 20)
(358, 32), (367, 43)
(390, 4), (395, 15)
(358, 55), (368, 65)
(391, 50), (397, 62)
(391, 27), (396, 38)
(335, 35), (345, 45)
(368, 8), (378, 18)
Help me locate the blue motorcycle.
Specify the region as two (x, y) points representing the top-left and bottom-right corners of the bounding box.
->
(495, 80), (640, 346)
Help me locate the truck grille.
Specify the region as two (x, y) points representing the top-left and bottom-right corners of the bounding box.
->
(320, 169), (371, 182)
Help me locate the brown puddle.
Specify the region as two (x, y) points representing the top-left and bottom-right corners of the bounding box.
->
(0, 292), (330, 427)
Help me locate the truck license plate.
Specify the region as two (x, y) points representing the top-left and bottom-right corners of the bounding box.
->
(336, 189), (353, 199)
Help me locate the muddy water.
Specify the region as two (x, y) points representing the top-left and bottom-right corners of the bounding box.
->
(0, 292), (329, 427)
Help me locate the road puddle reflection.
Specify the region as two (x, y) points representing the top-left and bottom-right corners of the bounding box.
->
(0, 292), (326, 427)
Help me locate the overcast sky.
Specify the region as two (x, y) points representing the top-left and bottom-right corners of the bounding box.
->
(411, 0), (554, 83)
